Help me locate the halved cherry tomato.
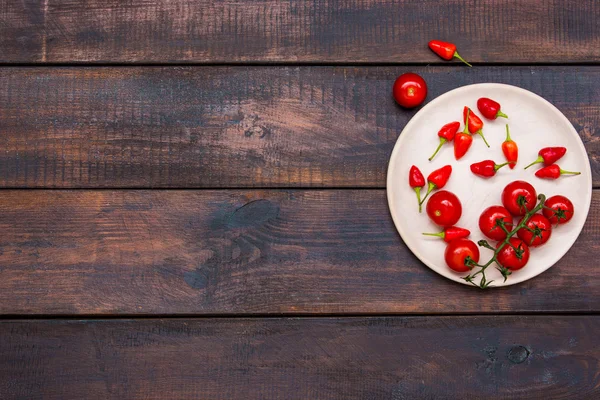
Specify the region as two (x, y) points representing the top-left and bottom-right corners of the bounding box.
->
(445, 238), (480, 272)
(479, 205), (514, 241)
(496, 238), (530, 271)
(543, 195), (574, 225)
(392, 73), (427, 108)
(426, 190), (462, 227)
(517, 214), (552, 247)
(501, 180), (537, 216)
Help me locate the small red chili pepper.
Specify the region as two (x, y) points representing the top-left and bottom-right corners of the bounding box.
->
(463, 106), (490, 148)
(470, 160), (510, 178)
(428, 40), (472, 67)
(420, 165), (452, 205)
(477, 98), (508, 120)
(454, 110), (473, 160)
(502, 124), (518, 169)
(524, 147), (567, 169)
(429, 121), (460, 161)
(535, 164), (580, 179)
(422, 226), (471, 242)
(409, 165), (426, 212)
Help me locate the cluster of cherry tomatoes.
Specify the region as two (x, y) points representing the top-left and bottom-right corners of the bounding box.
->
(426, 180), (575, 273)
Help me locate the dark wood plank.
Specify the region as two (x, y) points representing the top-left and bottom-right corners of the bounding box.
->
(1, 0), (598, 63)
(0, 66), (599, 188)
(1, 317), (598, 399)
(0, 189), (598, 315)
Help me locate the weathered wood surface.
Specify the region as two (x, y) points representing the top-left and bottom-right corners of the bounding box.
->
(0, 189), (597, 315)
(1, 0), (598, 63)
(0, 66), (598, 188)
(1, 317), (598, 399)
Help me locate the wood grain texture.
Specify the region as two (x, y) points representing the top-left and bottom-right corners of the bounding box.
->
(0, 0), (598, 63)
(0, 66), (598, 188)
(1, 317), (599, 399)
(0, 189), (598, 315)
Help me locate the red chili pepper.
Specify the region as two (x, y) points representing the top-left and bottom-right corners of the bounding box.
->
(477, 97), (508, 120)
(463, 106), (490, 148)
(409, 165), (425, 212)
(502, 124), (518, 169)
(524, 147), (567, 169)
(470, 160), (510, 178)
(428, 40), (472, 67)
(429, 121), (460, 161)
(420, 165), (452, 205)
(422, 226), (471, 242)
(535, 164), (581, 179)
(454, 111), (473, 160)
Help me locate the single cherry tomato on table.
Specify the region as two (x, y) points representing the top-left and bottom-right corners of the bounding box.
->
(426, 190), (462, 227)
(392, 73), (427, 109)
(496, 238), (530, 271)
(444, 239), (480, 272)
(517, 214), (552, 247)
(479, 205), (514, 241)
(543, 195), (575, 225)
(502, 180), (537, 216)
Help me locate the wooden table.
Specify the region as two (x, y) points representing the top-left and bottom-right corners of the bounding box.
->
(1, 1), (599, 398)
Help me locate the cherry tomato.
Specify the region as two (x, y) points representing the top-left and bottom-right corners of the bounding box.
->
(502, 180), (537, 216)
(426, 190), (462, 227)
(496, 238), (530, 271)
(543, 195), (574, 225)
(479, 205), (514, 241)
(445, 239), (480, 272)
(517, 213), (552, 247)
(392, 73), (427, 108)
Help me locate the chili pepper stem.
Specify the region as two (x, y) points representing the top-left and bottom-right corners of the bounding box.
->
(494, 161), (511, 171)
(524, 156), (543, 170)
(453, 51), (472, 67)
(422, 232), (444, 238)
(476, 129), (490, 148)
(560, 169), (581, 176)
(497, 110), (508, 119)
(505, 124), (512, 142)
(428, 138), (446, 161)
(414, 187), (422, 212)
(419, 182), (437, 206)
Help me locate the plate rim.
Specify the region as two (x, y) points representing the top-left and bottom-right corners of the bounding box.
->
(386, 82), (593, 287)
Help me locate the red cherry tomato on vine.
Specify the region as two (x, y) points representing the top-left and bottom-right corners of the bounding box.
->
(426, 190), (462, 227)
(479, 205), (514, 241)
(542, 195), (574, 225)
(496, 238), (530, 271)
(501, 180), (537, 216)
(517, 214), (552, 247)
(392, 73), (428, 108)
(444, 239), (480, 272)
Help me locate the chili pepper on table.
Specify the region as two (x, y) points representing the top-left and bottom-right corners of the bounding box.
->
(419, 165), (452, 206)
(477, 98), (508, 120)
(470, 160), (510, 178)
(429, 121), (460, 161)
(535, 164), (580, 179)
(454, 112), (473, 160)
(502, 124), (518, 169)
(463, 106), (490, 148)
(524, 147), (567, 169)
(422, 226), (470, 242)
(428, 40), (472, 67)
(409, 165), (425, 212)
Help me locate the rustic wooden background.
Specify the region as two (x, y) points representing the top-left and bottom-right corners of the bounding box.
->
(1, 1), (599, 398)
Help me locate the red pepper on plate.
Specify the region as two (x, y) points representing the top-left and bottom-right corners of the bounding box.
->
(477, 97), (508, 120)
(470, 160), (510, 178)
(463, 106), (490, 148)
(524, 147), (567, 169)
(454, 111), (473, 160)
(409, 165), (426, 212)
(428, 40), (472, 67)
(535, 164), (580, 179)
(422, 226), (471, 242)
(429, 121), (460, 161)
(420, 165), (453, 205)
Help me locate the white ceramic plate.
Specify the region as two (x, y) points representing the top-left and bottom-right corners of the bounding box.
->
(387, 83), (592, 287)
